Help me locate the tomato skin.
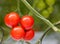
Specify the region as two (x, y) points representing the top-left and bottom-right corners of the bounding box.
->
(24, 29), (34, 40)
(20, 15), (34, 30)
(4, 12), (20, 28)
(10, 26), (25, 40)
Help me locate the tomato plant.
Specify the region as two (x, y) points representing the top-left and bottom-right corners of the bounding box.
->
(0, 0), (60, 44)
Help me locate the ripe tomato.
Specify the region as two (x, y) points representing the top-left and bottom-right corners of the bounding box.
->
(4, 12), (20, 28)
(24, 29), (34, 40)
(10, 26), (25, 40)
(20, 15), (34, 30)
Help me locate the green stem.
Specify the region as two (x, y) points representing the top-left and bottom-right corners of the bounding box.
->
(28, 0), (39, 15)
(36, 27), (50, 44)
(21, 0), (60, 32)
(36, 21), (60, 44)
(40, 27), (51, 44)
(17, 0), (22, 15)
(0, 26), (4, 44)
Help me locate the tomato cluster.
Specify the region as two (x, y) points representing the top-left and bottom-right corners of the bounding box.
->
(4, 12), (35, 41)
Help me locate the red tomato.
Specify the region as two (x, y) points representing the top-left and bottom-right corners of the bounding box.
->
(20, 15), (34, 30)
(24, 29), (34, 40)
(4, 12), (20, 28)
(10, 26), (25, 40)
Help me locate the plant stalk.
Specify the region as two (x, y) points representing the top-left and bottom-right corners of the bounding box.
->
(21, 0), (60, 32)
(0, 26), (4, 44)
(36, 21), (60, 44)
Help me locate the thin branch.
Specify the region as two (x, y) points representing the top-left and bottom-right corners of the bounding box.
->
(20, 0), (60, 44)
(28, 0), (39, 15)
(36, 21), (60, 44)
(17, 0), (22, 15)
(21, 0), (60, 32)
(40, 27), (51, 44)
(0, 26), (4, 44)
(25, 41), (31, 44)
